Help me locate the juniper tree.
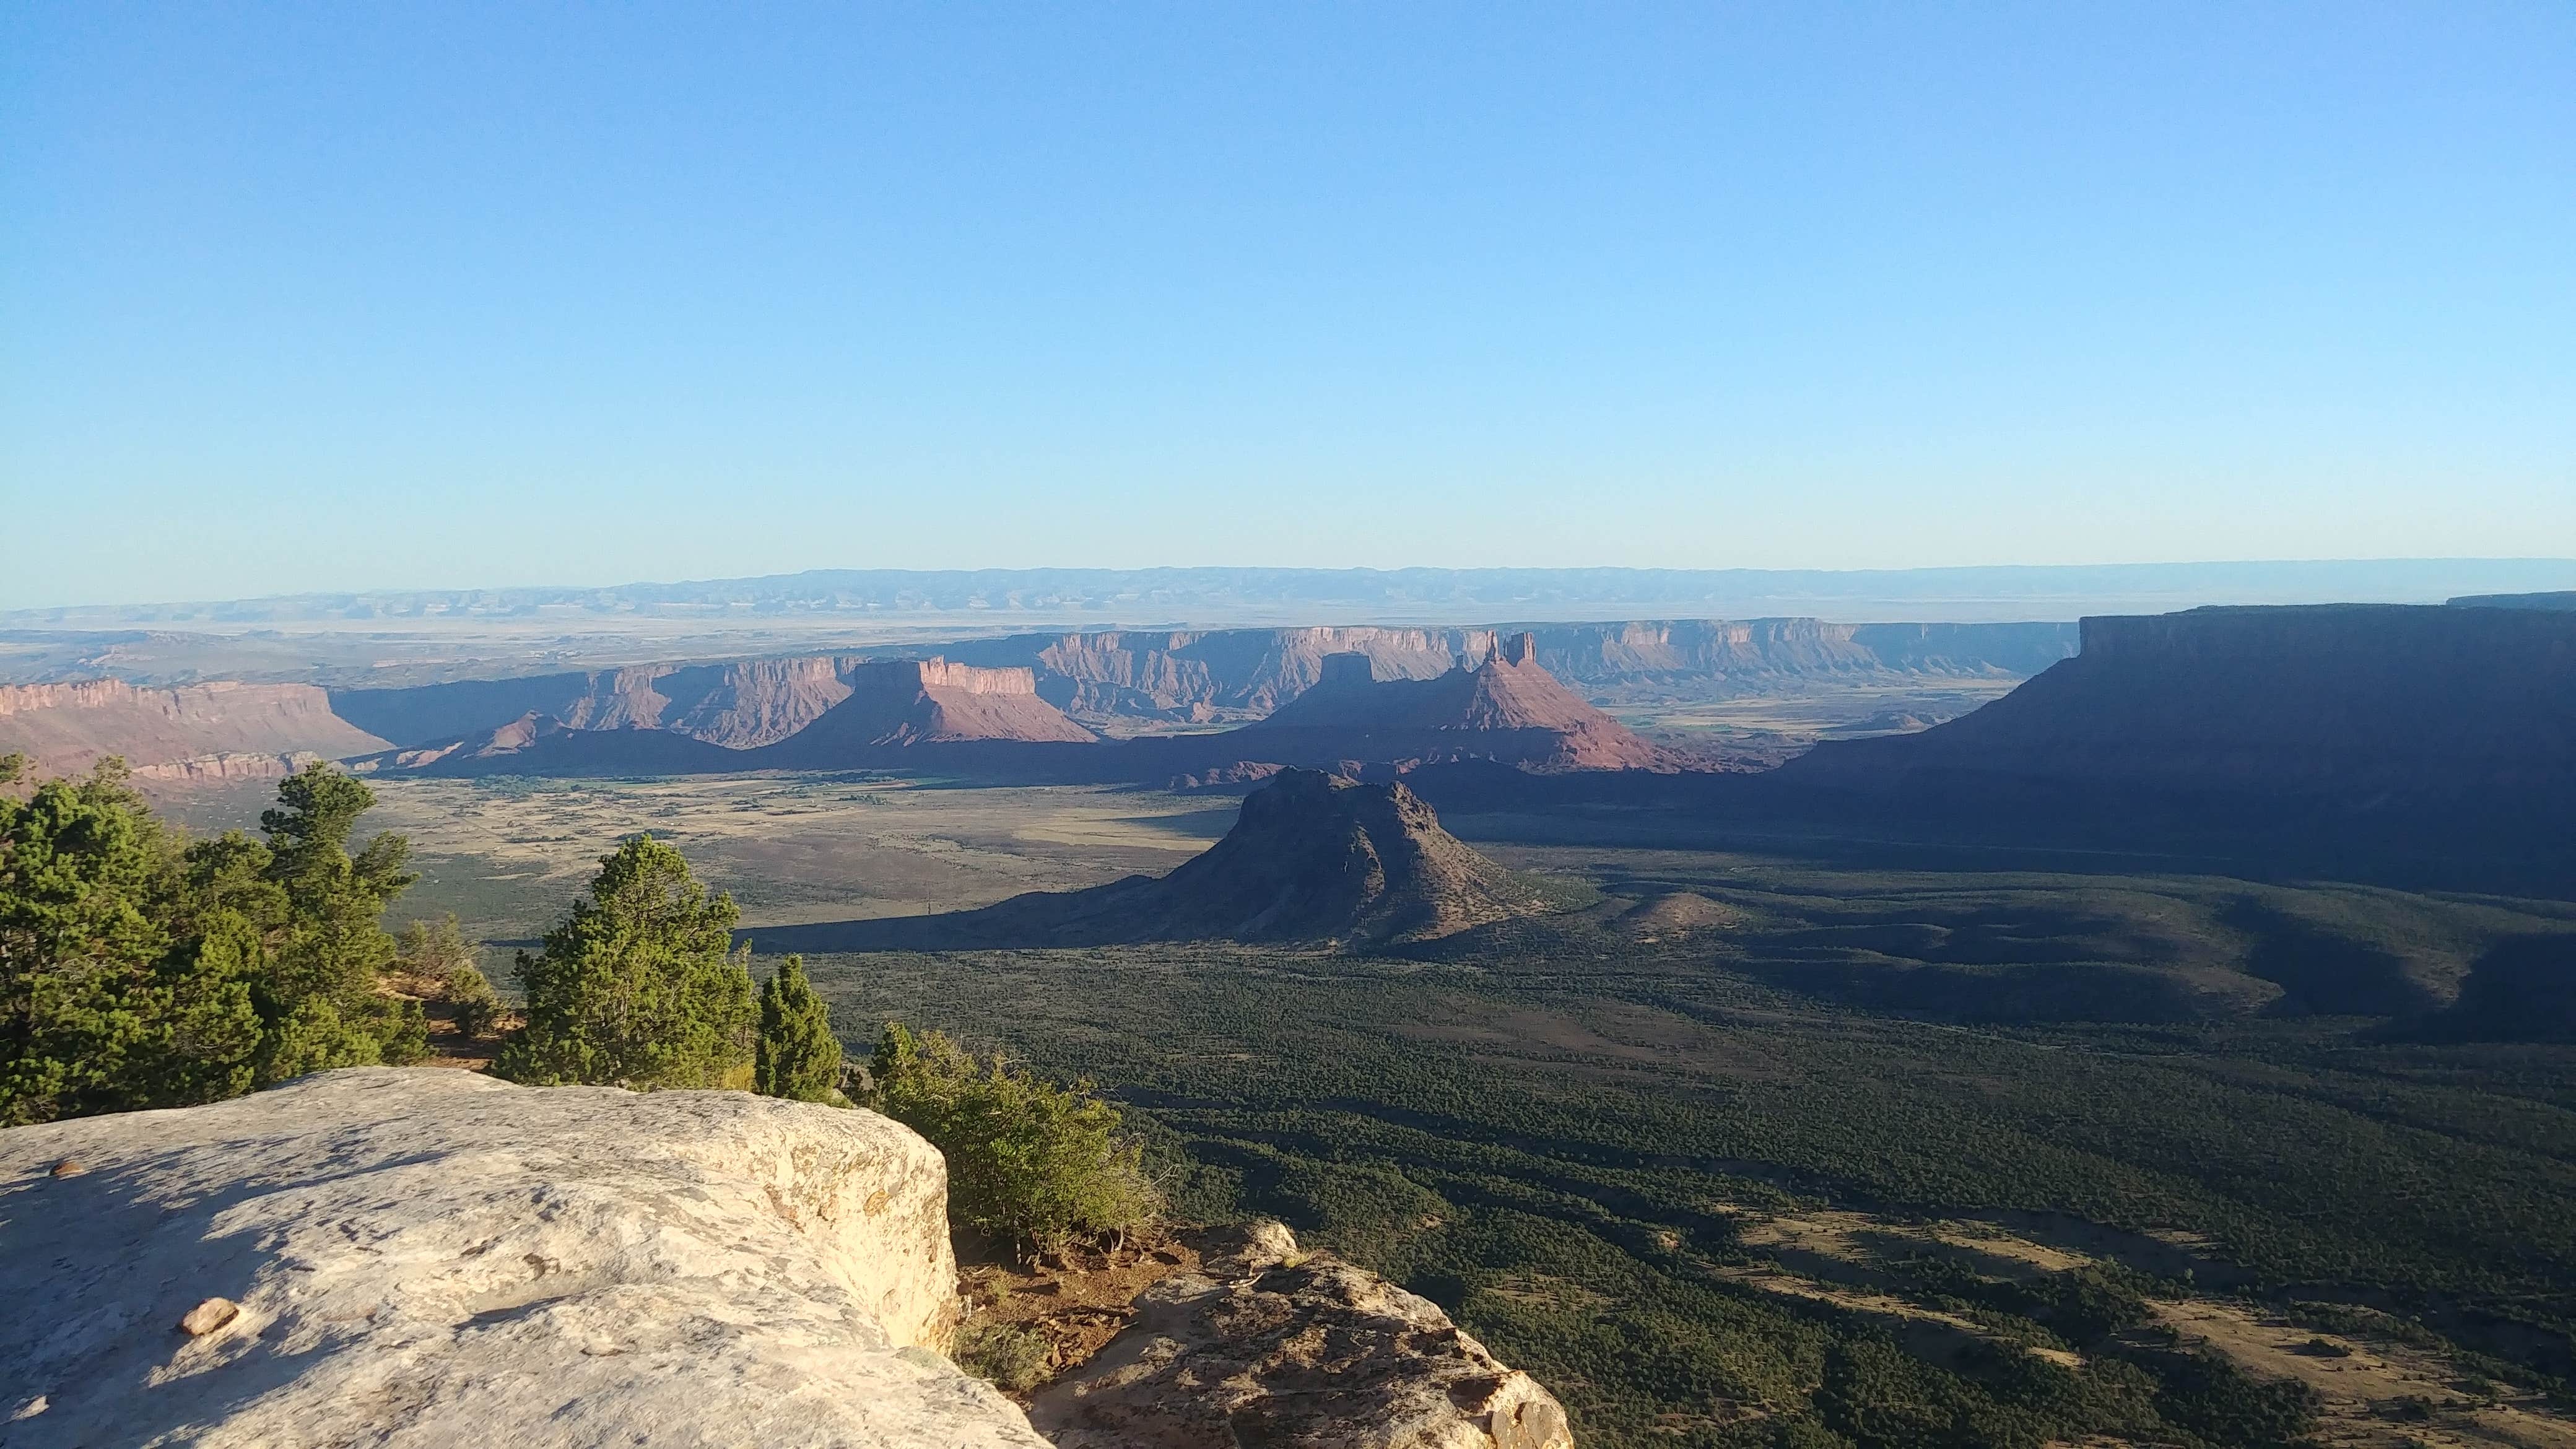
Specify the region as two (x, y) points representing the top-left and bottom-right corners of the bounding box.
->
(250, 764), (425, 1081)
(0, 760), (259, 1123)
(754, 954), (843, 1102)
(494, 835), (755, 1090)
(869, 1021), (1161, 1253)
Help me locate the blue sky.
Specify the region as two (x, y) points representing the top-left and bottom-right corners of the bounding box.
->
(4, 2), (2570, 608)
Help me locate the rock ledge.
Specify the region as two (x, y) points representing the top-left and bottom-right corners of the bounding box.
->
(1030, 1221), (1574, 1449)
(0, 1068), (1046, 1448)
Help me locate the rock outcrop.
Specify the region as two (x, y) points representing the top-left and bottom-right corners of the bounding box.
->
(763, 659), (1097, 759)
(1250, 635), (1671, 771)
(746, 767), (1559, 953)
(1029, 1222), (1573, 1449)
(0, 1069), (1048, 1449)
(0, 679), (389, 777)
(127, 750), (329, 785)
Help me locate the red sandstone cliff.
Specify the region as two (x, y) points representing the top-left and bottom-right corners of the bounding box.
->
(0, 679), (389, 777)
(762, 659), (1096, 759)
(1248, 634), (1673, 771)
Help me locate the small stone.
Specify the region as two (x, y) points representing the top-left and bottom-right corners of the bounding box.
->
(179, 1297), (240, 1336)
(49, 1159), (84, 1178)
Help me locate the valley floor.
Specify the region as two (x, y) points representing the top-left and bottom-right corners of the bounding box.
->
(177, 765), (2576, 1449)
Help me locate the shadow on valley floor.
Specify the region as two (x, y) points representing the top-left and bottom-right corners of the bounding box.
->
(800, 938), (2576, 1449)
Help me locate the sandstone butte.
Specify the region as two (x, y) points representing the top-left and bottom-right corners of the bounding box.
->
(1250, 635), (1674, 772)
(0, 1068), (1574, 1449)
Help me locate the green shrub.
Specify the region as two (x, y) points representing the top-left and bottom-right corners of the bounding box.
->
(446, 962), (502, 1040)
(399, 915), (502, 1038)
(952, 1321), (1051, 1394)
(870, 1021), (1162, 1254)
(754, 954), (843, 1102)
(494, 835), (755, 1090)
(2, 759), (419, 1125)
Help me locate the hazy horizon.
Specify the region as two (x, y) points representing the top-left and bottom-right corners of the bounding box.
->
(12, 557), (2574, 630)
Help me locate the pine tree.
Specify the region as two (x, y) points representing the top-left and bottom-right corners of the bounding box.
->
(494, 835), (755, 1090)
(250, 764), (424, 1082)
(754, 954), (842, 1102)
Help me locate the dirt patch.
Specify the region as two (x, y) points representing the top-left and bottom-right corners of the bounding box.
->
(952, 1230), (1206, 1399)
(1721, 1208), (2084, 1370)
(1611, 890), (1743, 941)
(1721, 1203), (2574, 1448)
(2152, 1299), (2576, 1449)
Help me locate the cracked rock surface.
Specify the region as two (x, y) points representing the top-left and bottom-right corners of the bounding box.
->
(0, 1068), (1048, 1448)
(1029, 1222), (1574, 1449)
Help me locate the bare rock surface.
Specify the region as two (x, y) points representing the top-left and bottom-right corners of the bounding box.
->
(1030, 1222), (1574, 1449)
(0, 1068), (1048, 1449)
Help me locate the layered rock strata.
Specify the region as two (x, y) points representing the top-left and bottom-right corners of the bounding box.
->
(0, 678), (389, 776)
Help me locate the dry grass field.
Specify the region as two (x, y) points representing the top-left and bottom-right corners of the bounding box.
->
(1599, 677), (2024, 744)
(161, 770), (1233, 941)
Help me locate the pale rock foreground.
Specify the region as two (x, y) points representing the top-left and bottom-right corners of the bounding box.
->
(0, 1068), (1049, 1449)
(1030, 1222), (1574, 1449)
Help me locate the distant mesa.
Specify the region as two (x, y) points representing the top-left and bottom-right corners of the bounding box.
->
(1781, 604), (2576, 803)
(2449, 590), (2576, 612)
(379, 711), (745, 777)
(1248, 633), (1676, 771)
(331, 656), (858, 751)
(12, 616), (2079, 787)
(359, 658), (1092, 778)
(0, 678), (388, 779)
(749, 767), (1559, 952)
(316, 619), (2074, 752)
(764, 659), (1094, 758)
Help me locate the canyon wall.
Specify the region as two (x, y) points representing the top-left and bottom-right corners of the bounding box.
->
(0, 679), (389, 776)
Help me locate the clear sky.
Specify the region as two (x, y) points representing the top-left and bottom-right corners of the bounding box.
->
(4, 2), (2570, 609)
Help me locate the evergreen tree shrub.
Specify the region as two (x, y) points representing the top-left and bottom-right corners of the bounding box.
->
(754, 954), (843, 1102)
(493, 835), (755, 1090)
(870, 1021), (1162, 1254)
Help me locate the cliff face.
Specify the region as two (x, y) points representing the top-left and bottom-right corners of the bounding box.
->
(933, 627), (1488, 721)
(0, 1069), (1047, 1449)
(939, 620), (2074, 721)
(1785, 605), (2576, 801)
(332, 656), (855, 751)
(0, 679), (390, 776)
(1251, 636), (1672, 771)
(318, 619), (2075, 755)
(765, 659), (1097, 759)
